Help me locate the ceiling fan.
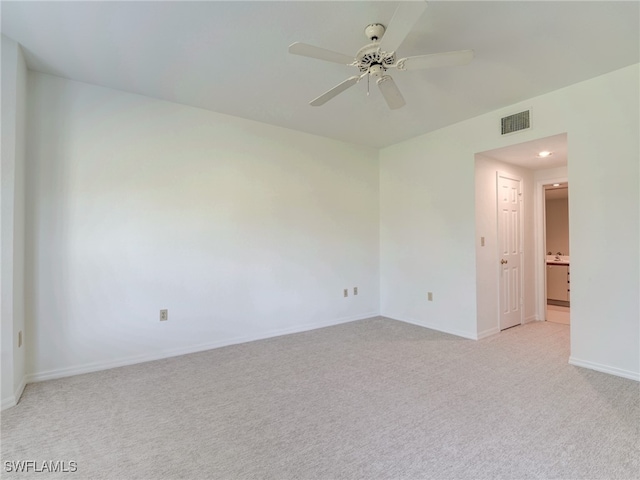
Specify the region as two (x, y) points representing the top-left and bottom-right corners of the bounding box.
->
(288, 1), (474, 110)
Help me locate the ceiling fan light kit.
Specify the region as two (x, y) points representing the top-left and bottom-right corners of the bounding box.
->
(288, 1), (474, 110)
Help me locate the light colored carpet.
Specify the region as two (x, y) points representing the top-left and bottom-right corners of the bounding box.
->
(1, 317), (638, 479)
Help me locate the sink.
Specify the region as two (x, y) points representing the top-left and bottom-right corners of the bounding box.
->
(547, 255), (570, 264)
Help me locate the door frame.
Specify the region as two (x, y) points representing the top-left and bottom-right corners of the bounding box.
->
(496, 171), (525, 330)
(534, 175), (568, 321)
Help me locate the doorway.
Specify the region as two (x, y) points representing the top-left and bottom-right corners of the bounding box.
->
(542, 182), (570, 325)
(475, 133), (568, 338)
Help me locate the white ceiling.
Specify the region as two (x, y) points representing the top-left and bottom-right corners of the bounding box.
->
(2, 1), (638, 148)
(479, 132), (568, 170)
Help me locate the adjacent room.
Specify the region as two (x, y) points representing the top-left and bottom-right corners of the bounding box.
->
(545, 182), (571, 325)
(2, 1), (638, 478)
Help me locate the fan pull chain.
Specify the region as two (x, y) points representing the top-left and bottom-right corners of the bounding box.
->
(367, 72), (370, 96)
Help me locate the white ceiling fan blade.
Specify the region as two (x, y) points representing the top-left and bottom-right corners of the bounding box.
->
(379, 1), (428, 53)
(377, 75), (406, 110)
(310, 75), (362, 106)
(289, 42), (354, 65)
(396, 49), (474, 70)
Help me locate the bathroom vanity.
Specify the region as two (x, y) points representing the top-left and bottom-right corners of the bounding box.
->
(546, 255), (570, 306)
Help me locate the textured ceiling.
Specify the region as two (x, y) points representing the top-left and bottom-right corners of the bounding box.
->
(2, 1), (639, 148)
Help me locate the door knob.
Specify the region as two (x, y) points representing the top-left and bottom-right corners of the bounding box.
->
(500, 259), (508, 264)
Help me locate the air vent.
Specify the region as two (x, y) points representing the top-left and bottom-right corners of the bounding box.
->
(501, 110), (530, 135)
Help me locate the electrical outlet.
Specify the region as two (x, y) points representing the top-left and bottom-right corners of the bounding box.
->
(160, 309), (168, 321)
(343, 289), (348, 298)
(18, 331), (22, 348)
(354, 287), (358, 295)
(427, 292), (433, 301)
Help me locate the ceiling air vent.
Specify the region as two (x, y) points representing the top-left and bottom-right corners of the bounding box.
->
(501, 110), (530, 135)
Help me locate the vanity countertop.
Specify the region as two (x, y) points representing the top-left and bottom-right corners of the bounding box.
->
(546, 255), (569, 266)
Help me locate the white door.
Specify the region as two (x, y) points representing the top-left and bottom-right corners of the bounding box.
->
(497, 173), (523, 330)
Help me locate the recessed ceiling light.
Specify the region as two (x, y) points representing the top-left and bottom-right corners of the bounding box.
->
(537, 151), (553, 158)
(552, 183), (560, 187)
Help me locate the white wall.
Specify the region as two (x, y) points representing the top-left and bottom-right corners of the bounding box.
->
(379, 128), (478, 339)
(13, 61), (640, 387)
(25, 73), (380, 380)
(534, 167), (568, 184)
(564, 67), (639, 380)
(380, 64), (639, 379)
(1, 35), (28, 409)
(474, 155), (536, 338)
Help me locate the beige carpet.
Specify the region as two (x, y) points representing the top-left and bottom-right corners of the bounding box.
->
(1, 317), (638, 479)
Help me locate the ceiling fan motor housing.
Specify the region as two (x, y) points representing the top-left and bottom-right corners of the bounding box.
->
(355, 43), (396, 74)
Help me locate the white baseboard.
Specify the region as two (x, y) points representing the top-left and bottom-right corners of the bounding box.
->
(26, 312), (380, 384)
(476, 316), (538, 340)
(1, 376), (26, 411)
(1, 395), (17, 411)
(569, 356), (640, 382)
(477, 326), (500, 340)
(382, 314), (478, 340)
(14, 375), (26, 403)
